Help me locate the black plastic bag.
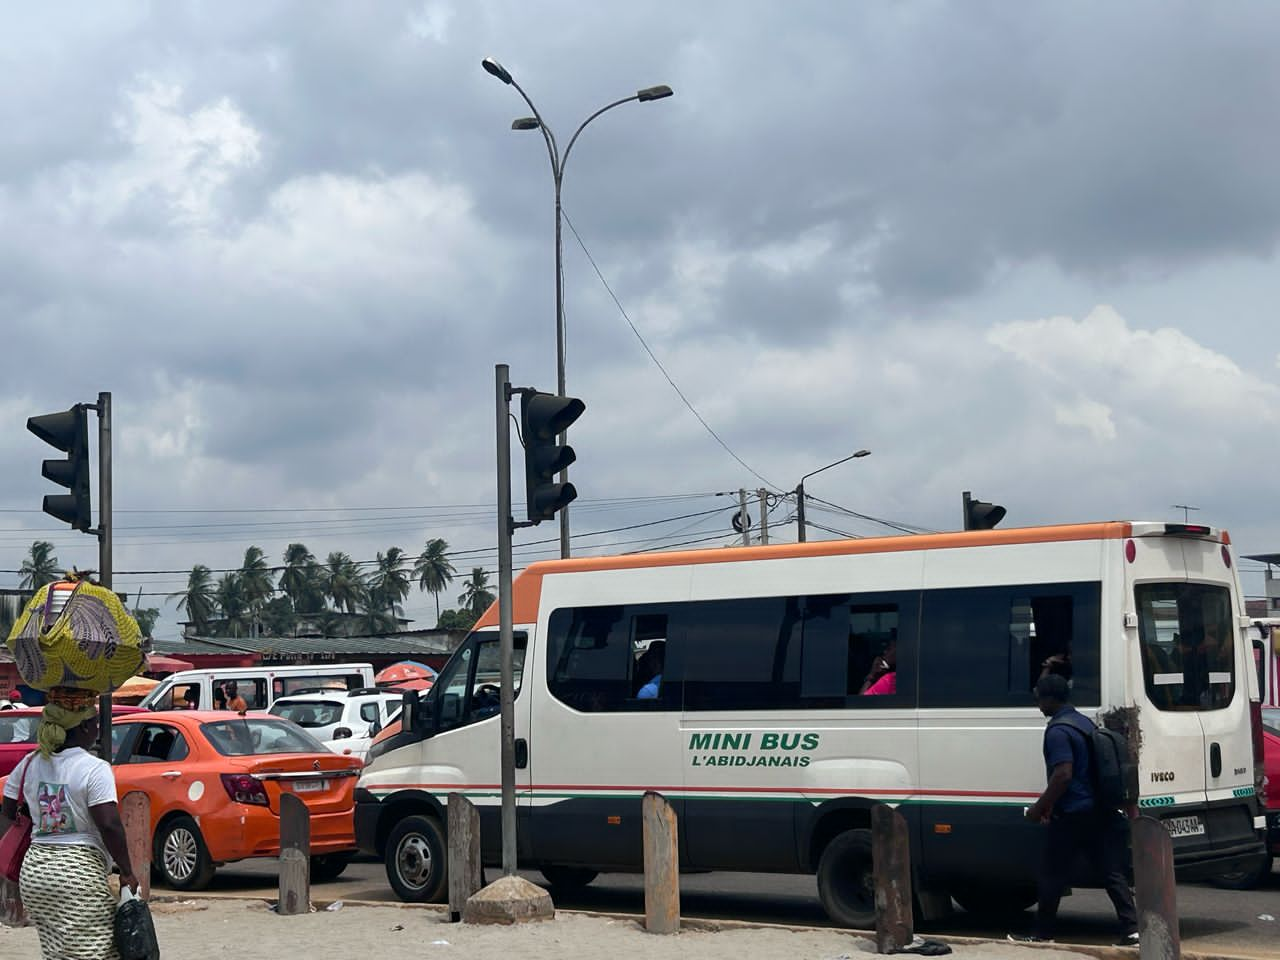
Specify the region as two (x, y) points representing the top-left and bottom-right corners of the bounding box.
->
(114, 888), (160, 960)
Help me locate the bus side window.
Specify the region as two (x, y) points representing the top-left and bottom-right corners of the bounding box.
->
(1010, 595), (1075, 694)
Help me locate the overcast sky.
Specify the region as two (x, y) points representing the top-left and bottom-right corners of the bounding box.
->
(2, 1), (1277, 632)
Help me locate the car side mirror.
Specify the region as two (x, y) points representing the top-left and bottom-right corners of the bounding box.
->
(333, 727), (353, 740)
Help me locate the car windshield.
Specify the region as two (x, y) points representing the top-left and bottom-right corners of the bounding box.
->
(0, 714), (37, 745)
(270, 701), (343, 728)
(201, 718), (325, 757)
(1263, 708), (1280, 738)
(1136, 582), (1235, 711)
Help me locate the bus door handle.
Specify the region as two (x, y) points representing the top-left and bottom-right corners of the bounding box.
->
(515, 738), (528, 770)
(1209, 742), (1222, 779)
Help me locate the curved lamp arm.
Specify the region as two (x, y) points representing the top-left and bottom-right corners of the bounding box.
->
(561, 95), (641, 181)
(507, 76), (561, 180)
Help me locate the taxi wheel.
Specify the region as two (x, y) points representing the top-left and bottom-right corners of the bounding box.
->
(816, 828), (876, 928)
(539, 865), (598, 889)
(155, 815), (216, 891)
(311, 853), (352, 883)
(385, 815), (447, 903)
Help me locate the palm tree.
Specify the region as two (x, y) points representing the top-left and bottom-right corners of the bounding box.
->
(356, 588), (397, 635)
(239, 546), (274, 631)
(297, 559), (328, 616)
(414, 538), (456, 622)
(369, 547), (411, 619)
(19, 541), (61, 590)
(324, 552), (365, 615)
(458, 567), (496, 619)
(131, 607), (161, 639)
(279, 543), (316, 610)
(170, 565), (217, 635)
(215, 572), (249, 638)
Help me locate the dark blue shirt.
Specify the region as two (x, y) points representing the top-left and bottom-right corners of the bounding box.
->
(1044, 706), (1094, 814)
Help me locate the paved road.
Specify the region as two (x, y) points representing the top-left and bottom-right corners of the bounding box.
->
(198, 858), (1279, 956)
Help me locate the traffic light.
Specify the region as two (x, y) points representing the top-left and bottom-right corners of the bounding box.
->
(28, 405), (92, 531)
(962, 491), (1006, 531)
(520, 391), (585, 523)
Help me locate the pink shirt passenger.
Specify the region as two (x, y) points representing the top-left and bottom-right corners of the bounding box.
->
(864, 672), (896, 696)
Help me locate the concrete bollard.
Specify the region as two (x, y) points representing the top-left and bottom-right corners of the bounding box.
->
(642, 791), (680, 934)
(278, 793), (311, 916)
(120, 790), (151, 902)
(448, 793), (483, 922)
(872, 804), (913, 953)
(1132, 816), (1179, 960)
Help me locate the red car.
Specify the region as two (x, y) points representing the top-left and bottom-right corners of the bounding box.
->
(1214, 707), (1280, 888)
(0, 706), (145, 777)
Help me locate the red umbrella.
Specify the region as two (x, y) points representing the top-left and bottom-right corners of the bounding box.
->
(382, 676), (433, 693)
(376, 661), (436, 686)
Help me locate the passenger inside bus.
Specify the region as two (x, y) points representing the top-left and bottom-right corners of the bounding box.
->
(859, 635), (896, 695)
(636, 641), (665, 699)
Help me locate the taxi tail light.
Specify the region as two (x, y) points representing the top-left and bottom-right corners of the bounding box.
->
(221, 773), (269, 806)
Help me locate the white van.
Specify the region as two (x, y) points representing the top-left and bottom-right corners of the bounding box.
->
(139, 663), (375, 713)
(354, 522), (1267, 923)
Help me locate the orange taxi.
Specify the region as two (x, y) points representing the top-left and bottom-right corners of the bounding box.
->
(110, 711), (362, 889)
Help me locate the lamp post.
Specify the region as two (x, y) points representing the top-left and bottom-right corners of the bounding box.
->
(796, 449), (871, 543)
(482, 56), (673, 559)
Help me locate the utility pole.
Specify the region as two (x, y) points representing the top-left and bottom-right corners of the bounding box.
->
(757, 489), (769, 545)
(95, 391), (113, 763)
(795, 482), (808, 543)
(494, 365), (518, 876)
(738, 489), (751, 546)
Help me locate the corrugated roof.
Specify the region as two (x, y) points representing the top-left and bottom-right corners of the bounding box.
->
(154, 631), (464, 658)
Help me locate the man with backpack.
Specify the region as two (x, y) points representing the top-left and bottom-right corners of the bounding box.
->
(1009, 673), (1139, 946)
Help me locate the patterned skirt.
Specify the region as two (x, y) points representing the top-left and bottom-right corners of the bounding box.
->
(19, 842), (118, 960)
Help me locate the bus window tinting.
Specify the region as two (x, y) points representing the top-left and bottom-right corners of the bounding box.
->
(1136, 582), (1235, 711)
(920, 582), (1101, 708)
(680, 598), (801, 710)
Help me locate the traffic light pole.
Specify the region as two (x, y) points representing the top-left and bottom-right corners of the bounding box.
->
(494, 365), (518, 876)
(95, 392), (113, 764)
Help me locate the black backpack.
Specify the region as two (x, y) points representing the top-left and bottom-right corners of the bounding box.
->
(1048, 712), (1137, 810)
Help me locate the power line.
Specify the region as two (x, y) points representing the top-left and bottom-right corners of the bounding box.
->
(561, 207), (777, 490)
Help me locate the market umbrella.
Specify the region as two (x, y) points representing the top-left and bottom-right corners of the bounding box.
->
(112, 675), (159, 703)
(6, 577), (145, 693)
(376, 661), (437, 686)
(146, 654), (193, 674)
(381, 676), (434, 693)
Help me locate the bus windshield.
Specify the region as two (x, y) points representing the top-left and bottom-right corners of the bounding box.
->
(1136, 582), (1235, 711)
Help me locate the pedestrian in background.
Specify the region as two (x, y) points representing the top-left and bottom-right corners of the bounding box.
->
(1009, 674), (1138, 946)
(0, 688), (139, 960)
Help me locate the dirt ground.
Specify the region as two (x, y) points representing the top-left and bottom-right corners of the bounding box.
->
(0, 898), (1096, 960)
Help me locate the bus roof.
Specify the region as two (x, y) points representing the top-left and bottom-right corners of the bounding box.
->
(476, 521), (1147, 629)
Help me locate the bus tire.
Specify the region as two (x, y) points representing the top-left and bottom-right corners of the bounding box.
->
(539, 865), (598, 889)
(817, 828), (877, 928)
(385, 815), (447, 903)
(952, 884), (1037, 917)
(1210, 855), (1273, 890)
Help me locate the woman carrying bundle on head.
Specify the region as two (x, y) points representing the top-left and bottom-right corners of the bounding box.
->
(1, 687), (138, 960)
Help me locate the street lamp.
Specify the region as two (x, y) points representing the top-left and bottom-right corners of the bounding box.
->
(796, 449), (871, 543)
(482, 56), (673, 559)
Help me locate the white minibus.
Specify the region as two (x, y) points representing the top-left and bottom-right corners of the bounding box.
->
(139, 663), (375, 713)
(354, 522), (1267, 925)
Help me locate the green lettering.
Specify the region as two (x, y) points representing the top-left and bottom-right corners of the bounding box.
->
(760, 732), (779, 750)
(689, 733), (714, 751)
(722, 733), (744, 750)
(801, 733), (820, 751)
(798, 756), (811, 767)
(691, 756), (701, 767)
(768, 756), (782, 767)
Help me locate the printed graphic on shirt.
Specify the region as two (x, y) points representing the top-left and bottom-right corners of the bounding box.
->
(35, 781), (79, 836)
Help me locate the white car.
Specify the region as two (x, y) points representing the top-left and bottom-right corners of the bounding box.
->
(269, 688), (403, 763)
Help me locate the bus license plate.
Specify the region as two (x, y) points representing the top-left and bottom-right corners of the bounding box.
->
(294, 779), (327, 793)
(1164, 815), (1205, 838)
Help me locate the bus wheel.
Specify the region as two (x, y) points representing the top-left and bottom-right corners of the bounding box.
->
(952, 885), (1037, 917)
(817, 828), (876, 928)
(1210, 855), (1273, 890)
(385, 815), (447, 903)
(539, 865), (598, 889)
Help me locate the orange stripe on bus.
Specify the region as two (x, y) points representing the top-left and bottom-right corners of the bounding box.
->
(475, 522), (1133, 627)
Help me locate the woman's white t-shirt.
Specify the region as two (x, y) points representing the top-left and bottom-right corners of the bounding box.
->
(3, 746), (116, 861)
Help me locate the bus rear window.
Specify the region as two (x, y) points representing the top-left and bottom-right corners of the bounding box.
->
(1136, 582), (1235, 711)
